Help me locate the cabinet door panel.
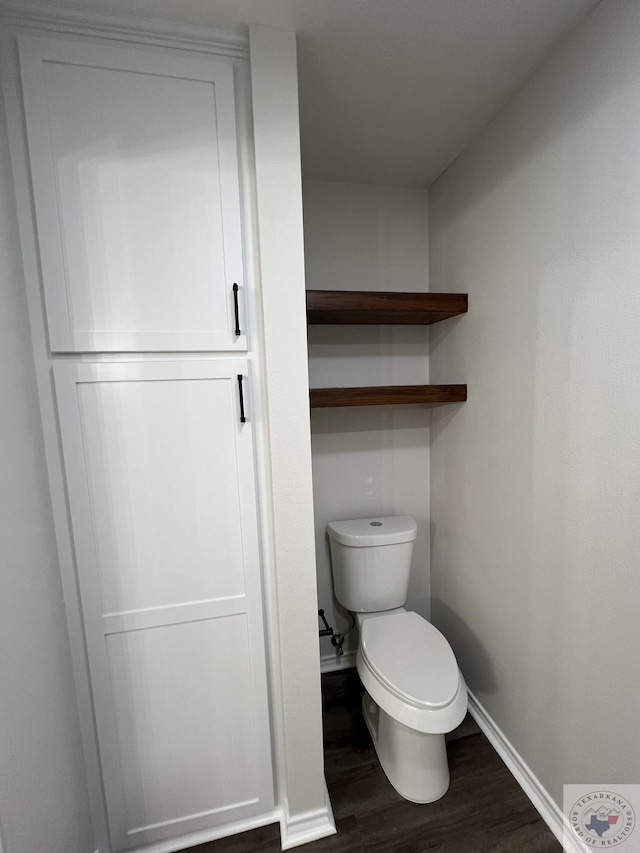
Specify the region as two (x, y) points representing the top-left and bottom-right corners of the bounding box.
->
(19, 36), (246, 352)
(54, 360), (272, 851)
(77, 376), (246, 613)
(106, 616), (260, 841)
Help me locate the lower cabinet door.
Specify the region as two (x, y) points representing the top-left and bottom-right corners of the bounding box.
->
(54, 359), (274, 851)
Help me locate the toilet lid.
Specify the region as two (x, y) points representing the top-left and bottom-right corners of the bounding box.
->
(359, 612), (460, 709)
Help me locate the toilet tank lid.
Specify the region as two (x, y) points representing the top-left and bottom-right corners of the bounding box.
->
(327, 516), (417, 547)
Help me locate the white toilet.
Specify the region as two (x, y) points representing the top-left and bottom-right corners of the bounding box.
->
(327, 515), (467, 804)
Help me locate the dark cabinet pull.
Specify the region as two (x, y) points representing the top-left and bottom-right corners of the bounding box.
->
(232, 283), (241, 336)
(237, 374), (246, 423)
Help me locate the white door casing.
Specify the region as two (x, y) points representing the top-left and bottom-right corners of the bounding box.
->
(54, 359), (273, 850)
(18, 35), (247, 352)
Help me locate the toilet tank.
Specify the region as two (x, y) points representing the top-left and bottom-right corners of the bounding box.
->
(327, 516), (417, 612)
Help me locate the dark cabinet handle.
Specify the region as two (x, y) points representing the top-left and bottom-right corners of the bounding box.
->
(237, 374), (246, 423)
(232, 283), (241, 336)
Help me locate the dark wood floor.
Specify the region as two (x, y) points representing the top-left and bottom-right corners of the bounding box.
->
(190, 669), (561, 852)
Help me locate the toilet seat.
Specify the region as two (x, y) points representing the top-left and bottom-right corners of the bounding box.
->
(360, 611), (460, 709)
(356, 611), (468, 734)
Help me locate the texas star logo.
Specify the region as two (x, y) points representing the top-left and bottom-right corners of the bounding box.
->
(570, 791), (636, 847)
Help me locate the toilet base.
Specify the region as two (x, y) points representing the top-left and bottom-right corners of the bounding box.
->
(362, 692), (450, 804)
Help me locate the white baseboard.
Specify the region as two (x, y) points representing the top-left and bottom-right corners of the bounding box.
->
(467, 691), (582, 853)
(280, 781), (336, 850)
(122, 809), (281, 853)
(320, 649), (356, 674)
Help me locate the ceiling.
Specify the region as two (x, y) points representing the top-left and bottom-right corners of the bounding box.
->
(26, 0), (602, 186)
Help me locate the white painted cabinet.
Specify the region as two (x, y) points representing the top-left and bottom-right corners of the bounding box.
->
(18, 35), (247, 352)
(8, 29), (276, 852)
(54, 360), (273, 850)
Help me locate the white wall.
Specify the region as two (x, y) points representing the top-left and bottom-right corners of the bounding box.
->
(304, 181), (430, 661)
(429, 0), (640, 807)
(249, 27), (334, 846)
(0, 86), (94, 853)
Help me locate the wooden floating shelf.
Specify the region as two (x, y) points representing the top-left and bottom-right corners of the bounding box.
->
(310, 384), (467, 409)
(306, 290), (468, 325)
(306, 291), (468, 411)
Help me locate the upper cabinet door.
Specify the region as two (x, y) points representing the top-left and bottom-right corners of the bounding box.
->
(19, 35), (247, 352)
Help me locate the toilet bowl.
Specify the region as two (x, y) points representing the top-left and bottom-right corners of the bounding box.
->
(327, 516), (467, 803)
(356, 608), (467, 802)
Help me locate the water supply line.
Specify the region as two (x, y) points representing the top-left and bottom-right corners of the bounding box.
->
(318, 608), (356, 657)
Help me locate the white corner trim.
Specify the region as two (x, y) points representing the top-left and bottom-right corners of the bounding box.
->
(320, 649), (357, 674)
(0, 1), (249, 57)
(280, 782), (336, 850)
(467, 691), (583, 853)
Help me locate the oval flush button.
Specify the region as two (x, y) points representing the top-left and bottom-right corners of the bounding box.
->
(370, 521), (382, 527)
